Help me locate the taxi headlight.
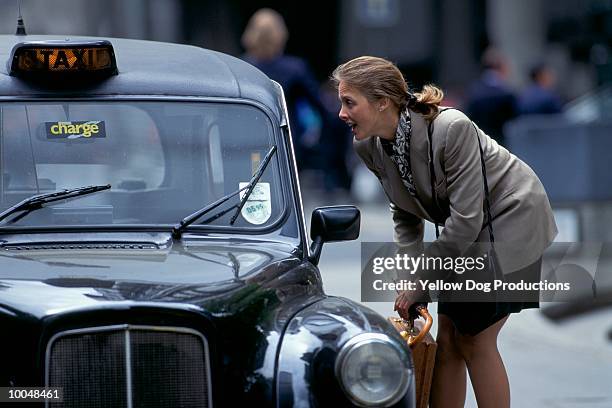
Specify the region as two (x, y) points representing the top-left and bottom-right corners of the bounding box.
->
(335, 333), (411, 407)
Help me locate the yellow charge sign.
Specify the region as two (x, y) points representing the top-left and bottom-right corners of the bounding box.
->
(45, 121), (106, 139)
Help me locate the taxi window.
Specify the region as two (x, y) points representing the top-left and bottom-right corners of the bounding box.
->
(0, 101), (283, 229)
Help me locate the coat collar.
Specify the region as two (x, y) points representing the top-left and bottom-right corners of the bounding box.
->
(405, 108), (430, 162)
(372, 109), (439, 222)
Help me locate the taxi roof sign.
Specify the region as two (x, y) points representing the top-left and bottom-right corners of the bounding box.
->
(8, 40), (118, 78)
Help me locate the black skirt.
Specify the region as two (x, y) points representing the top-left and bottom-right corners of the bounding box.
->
(437, 257), (542, 336)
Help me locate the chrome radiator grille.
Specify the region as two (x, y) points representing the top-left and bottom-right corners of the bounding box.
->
(46, 325), (211, 408)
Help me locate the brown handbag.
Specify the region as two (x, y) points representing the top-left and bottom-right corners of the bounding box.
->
(388, 306), (437, 408)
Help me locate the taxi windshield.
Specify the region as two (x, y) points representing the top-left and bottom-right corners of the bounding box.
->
(0, 101), (284, 230)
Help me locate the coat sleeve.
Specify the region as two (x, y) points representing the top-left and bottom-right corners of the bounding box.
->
(353, 138), (424, 246)
(436, 116), (485, 253)
(390, 203), (424, 245)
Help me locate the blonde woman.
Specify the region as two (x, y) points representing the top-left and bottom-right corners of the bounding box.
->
(332, 56), (557, 408)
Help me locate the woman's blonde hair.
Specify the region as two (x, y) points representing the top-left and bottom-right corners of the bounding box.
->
(331, 56), (444, 121)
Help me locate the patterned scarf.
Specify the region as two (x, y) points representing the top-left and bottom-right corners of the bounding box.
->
(380, 108), (418, 197)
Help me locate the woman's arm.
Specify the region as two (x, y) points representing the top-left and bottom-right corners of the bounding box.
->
(395, 117), (485, 317)
(390, 203), (424, 245)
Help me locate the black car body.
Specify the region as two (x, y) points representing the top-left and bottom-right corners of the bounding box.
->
(0, 34), (415, 407)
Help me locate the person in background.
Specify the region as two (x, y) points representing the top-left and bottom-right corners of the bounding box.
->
(319, 79), (353, 193)
(519, 63), (563, 115)
(465, 47), (518, 147)
(241, 9), (329, 174)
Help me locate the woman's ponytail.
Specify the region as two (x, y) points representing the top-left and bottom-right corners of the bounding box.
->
(408, 85), (444, 121)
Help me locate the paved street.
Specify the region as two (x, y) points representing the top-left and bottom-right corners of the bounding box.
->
(304, 189), (612, 408)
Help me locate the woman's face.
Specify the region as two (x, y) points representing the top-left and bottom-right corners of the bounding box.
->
(337, 80), (382, 141)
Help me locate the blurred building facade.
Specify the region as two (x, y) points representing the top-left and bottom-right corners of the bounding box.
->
(1, 0), (610, 100)
(0, 0), (181, 42)
(2, 0), (612, 239)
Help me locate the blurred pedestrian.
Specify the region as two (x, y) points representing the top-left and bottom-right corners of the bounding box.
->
(332, 56), (557, 408)
(241, 9), (333, 178)
(519, 63), (563, 115)
(465, 47), (518, 147)
(318, 80), (353, 192)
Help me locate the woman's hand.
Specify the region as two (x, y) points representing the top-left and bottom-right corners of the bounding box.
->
(394, 289), (428, 320)
(394, 290), (415, 320)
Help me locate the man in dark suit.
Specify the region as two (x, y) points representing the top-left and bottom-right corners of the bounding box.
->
(241, 9), (352, 192)
(465, 48), (518, 147)
(519, 63), (563, 115)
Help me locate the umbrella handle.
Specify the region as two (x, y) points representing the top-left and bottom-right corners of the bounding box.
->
(397, 306), (433, 347)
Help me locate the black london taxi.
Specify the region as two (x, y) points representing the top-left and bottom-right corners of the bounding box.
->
(0, 31), (415, 407)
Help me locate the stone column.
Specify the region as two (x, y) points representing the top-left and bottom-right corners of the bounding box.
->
(487, 0), (545, 88)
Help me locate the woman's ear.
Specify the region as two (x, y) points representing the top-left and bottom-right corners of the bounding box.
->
(378, 97), (391, 112)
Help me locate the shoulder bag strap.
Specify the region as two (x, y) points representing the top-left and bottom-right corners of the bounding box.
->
(427, 118), (442, 239)
(427, 108), (495, 244)
(472, 121), (495, 245)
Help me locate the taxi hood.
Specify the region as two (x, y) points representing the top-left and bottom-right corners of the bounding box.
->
(0, 232), (304, 319)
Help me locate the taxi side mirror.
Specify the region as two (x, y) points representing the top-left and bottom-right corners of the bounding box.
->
(308, 206), (360, 265)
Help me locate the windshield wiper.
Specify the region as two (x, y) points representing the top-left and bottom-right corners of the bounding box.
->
(0, 184), (111, 225)
(172, 145), (277, 238)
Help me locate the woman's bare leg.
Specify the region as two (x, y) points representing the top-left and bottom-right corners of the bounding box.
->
(429, 314), (467, 408)
(455, 315), (510, 408)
